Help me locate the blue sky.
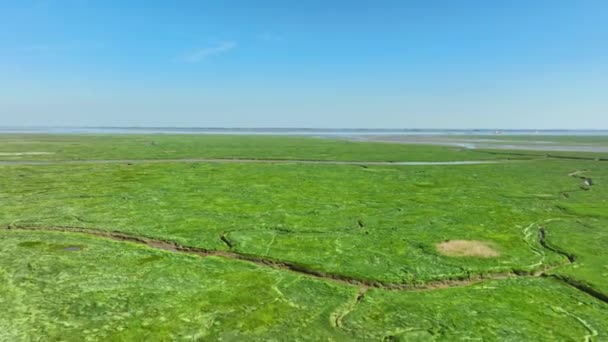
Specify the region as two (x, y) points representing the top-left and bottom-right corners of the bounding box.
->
(1, 0), (607, 128)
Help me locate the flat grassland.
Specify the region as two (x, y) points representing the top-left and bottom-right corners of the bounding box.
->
(0, 134), (607, 341)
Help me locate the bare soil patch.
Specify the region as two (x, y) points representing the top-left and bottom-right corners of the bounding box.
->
(436, 240), (499, 258)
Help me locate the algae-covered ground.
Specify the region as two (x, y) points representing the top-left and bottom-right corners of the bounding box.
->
(0, 134), (607, 341)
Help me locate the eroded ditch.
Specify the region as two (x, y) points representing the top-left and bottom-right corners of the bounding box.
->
(1, 222), (601, 303)
(1, 224), (524, 290)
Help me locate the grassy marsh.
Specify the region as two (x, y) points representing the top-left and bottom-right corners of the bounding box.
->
(0, 134), (517, 162)
(0, 134), (607, 340)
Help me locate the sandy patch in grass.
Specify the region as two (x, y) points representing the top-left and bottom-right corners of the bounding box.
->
(436, 240), (499, 258)
(0, 152), (54, 156)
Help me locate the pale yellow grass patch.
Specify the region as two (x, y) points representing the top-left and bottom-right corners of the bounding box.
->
(436, 240), (499, 258)
(0, 152), (54, 156)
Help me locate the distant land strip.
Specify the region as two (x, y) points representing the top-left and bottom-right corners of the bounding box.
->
(0, 158), (506, 166)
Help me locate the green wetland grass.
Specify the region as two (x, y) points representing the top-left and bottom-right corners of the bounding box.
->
(0, 134), (607, 340)
(0, 134), (520, 162)
(1, 230), (607, 341)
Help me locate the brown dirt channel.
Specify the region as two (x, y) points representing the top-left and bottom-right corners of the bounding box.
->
(2, 224), (601, 302)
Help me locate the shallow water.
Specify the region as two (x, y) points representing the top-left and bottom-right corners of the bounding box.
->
(355, 136), (608, 153)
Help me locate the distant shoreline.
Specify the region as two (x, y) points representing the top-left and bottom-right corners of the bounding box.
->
(1, 127), (608, 136)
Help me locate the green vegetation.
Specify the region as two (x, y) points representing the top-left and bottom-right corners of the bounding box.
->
(0, 134), (517, 162)
(2, 230), (606, 341)
(348, 277), (608, 341)
(0, 134), (607, 340)
(0, 230), (355, 341)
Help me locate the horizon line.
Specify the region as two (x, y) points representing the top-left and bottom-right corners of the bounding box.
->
(2, 126), (608, 131)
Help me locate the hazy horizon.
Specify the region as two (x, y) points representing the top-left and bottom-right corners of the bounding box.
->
(2, 1), (607, 128)
(3, 126), (608, 133)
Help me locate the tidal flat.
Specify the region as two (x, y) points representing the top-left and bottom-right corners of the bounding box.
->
(0, 134), (607, 341)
